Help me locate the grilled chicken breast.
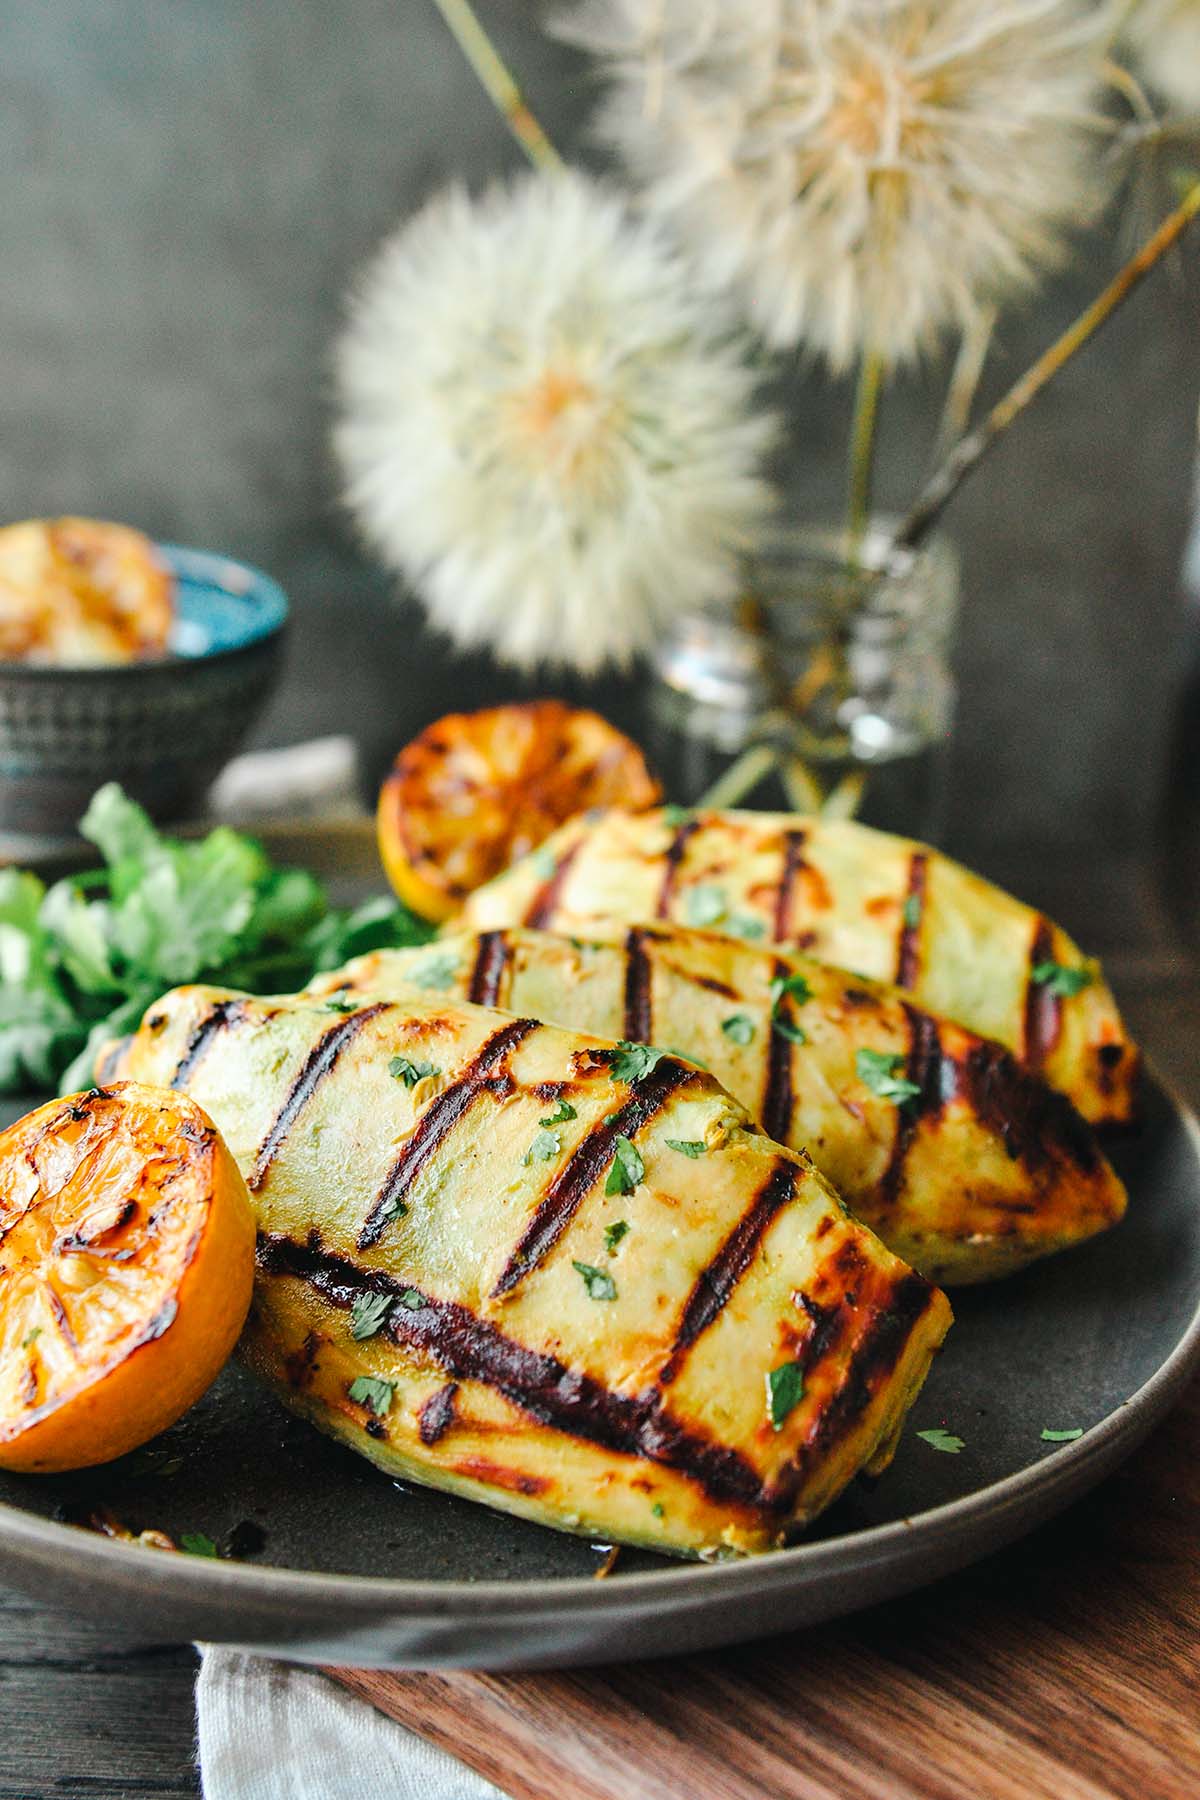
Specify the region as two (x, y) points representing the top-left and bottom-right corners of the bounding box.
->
(454, 808), (1137, 1126)
(107, 985), (951, 1557)
(305, 925), (1126, 1286)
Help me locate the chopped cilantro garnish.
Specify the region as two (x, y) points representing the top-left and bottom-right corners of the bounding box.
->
(1031, 960), (1093, 998)
(407, 950), (459, 991)
(651, 1501), (665, 1518)
(539, 1099), (577, 1126)
(772, 1018), (808, 1047)
(770, 972), (813, 1011)
(902, 892), (923, 931)
(323, 997), (358, 1014)
(683, 885), (727, 927)
(766, 1361), (805, 1431)
(1040, 1426), (1083, 1442)
(389, 1055), (440, 1089)
(523, 1127), (561, 1166)
(604, 1220), (630, 1254)
(917, 1427), (964, 1454)
(665, 1139), (707, 1157)
(721, 1013), (756, 1046)
(662, 804), (694, 828)
(606, 1135), (645, 1196)
(856, 1047), (920, 1104)
(728, 914), (766, 942)
(374, 1194), (409, 1226)
(348, 1376), (396, 1416)
(180, 1532), (219, 1559)
(573, 1260), (617, 1301)
(603, 1040), (670, 1084)
(529, 846), (558, 880)
(350, 1291), (393, 1341)
(396, 1288), (425, 1311)
(20, 1327), (40, 1349)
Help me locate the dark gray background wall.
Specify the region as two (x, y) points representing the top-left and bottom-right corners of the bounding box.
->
(3, 0), (1198, 861)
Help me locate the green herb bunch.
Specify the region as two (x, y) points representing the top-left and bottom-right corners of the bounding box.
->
(0, 784), (434, 1096)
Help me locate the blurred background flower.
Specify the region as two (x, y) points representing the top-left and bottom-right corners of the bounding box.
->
(334, 168), (777, 675)
(1123, 0), (1200, 116)
(556, 0), (1111, 371)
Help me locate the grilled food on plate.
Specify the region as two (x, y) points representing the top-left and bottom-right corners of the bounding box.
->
(305, 925), (1126, 1286)
(107, 985), (951, 1556)
(455, 807), (1136, 1126)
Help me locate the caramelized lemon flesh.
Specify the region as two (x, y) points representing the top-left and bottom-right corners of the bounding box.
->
(377, 700), (661, 921)
(0, 1082), (255, 1473)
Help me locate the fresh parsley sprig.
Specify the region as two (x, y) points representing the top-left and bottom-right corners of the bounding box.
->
(348, 1376), (396, 1416)
(917, 1427), (964, 1454)
(766, 1362), (805, 1431)
(601, 1040), (671, 1083)
(180, 1532), (220, 1559)
(350, 1292), (394, 1342)
(0, 783), (434, 1097)
(856, 1047), (921, 1105)
(573, 1261), (617, 1301)
(770, 971), (812, 1047)
(606, 1135), (645, 1196)
(523, 1127), (561, 1165)
(390, 1055), (440, 1089)
(1031, 959), (1094, 998)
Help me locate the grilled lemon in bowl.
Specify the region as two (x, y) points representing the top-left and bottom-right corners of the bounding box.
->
(0, 523), (288, 842)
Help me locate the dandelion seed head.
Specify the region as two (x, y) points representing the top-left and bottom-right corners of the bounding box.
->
(334, 170), (777, 674)
(1123, 0), (1200, 116)
(557, 0), (1111, 370)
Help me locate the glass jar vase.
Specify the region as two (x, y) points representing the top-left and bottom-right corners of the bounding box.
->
(646, 519), (959, 840)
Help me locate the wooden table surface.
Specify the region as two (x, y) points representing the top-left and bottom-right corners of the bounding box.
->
(2, 854), (1198, 1800)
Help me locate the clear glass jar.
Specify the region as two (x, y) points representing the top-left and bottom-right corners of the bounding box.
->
(646, 519), (959, 839)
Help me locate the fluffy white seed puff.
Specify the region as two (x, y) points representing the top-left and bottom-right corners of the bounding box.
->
(334, 171), (777, 674)
(557, 0), (1110, 370)
(1123, 0), (1200, 114)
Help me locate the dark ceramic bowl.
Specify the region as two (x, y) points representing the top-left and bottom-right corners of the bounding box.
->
(0, 544), (289, 840)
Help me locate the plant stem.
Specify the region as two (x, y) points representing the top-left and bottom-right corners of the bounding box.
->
(782, 756), (825, 815)
(1103, 56), (1157, 128)
(429, 0), (564, 172)
(820, 769), (866, 820)
(696, 743), (781, 810)
(932, 305), (996, 465)
(846, 346), (884, 551)
(895, 180), (1200, 551)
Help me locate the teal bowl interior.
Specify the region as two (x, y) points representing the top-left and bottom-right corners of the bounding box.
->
(162, 544), (290, 660)
(0, 543), (290, 843)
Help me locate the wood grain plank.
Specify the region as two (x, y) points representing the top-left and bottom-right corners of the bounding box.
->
(0, 1666), (200, 1800)
(0, 1593), (200, 1800)
(331, 1378), (1200, 1800)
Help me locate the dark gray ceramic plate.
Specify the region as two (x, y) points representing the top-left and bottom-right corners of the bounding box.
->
(1, 1068), (1198, 1669)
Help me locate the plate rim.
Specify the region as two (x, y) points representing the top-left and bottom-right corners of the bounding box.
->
(1, 1063), (1198, 1624)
